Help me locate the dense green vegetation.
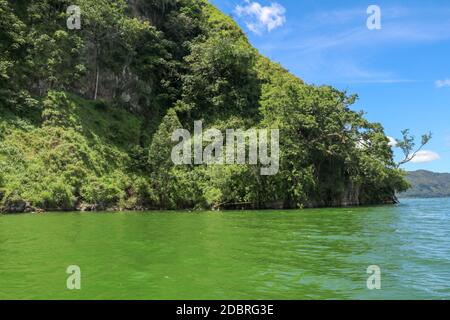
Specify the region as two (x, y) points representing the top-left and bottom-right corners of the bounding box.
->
(0, 0), (409, 213)
(399, 170), (450, 199)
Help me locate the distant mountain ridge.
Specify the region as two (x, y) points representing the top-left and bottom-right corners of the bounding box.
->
(399, 170), (450, 198)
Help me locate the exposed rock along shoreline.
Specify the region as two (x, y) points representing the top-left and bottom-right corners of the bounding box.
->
(0, 189), (398, 214)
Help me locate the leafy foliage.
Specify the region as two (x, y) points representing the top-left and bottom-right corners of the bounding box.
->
(179, 34), (260, 123)
(396, 129), (432, 167)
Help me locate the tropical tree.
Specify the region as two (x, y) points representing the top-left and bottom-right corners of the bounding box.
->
(0, 0), (28, 109)
(148, 108), (183, 208)
(179, 34), (260, 124)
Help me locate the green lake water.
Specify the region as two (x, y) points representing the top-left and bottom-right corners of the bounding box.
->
(0, 198), (449, 300)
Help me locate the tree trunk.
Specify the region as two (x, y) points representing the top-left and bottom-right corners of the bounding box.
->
(94, 67), (99, 101)
(94, 42), (100, 100)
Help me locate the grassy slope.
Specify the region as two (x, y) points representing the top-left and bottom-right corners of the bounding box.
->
(0, 93), (151, 211)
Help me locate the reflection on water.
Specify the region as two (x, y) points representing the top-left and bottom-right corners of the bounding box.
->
(0, 198), (449, 299)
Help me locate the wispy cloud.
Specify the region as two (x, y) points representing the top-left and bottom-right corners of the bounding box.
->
(235, 1), (286, 35)
(265, 20), (450, 54)
(409, 150), (441, 164)
(307, 6), (411, 27)
(344, 79), (419, 84)
(254, 4), (450, 84)
(436, 79), (450, 88)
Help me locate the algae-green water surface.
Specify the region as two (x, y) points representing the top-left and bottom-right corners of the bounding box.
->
(1, 198), (449, 299)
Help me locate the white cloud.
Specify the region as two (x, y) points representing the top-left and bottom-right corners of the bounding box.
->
(387, 136), (397, 147)
(435, 79), (450, 88)
(409, 150), (440, 163)
(235, 1), (286, 34)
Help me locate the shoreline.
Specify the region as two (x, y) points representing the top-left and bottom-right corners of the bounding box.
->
(0, 201), (402, 215)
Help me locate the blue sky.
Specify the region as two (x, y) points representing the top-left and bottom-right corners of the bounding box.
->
(210, 0), (450, 172)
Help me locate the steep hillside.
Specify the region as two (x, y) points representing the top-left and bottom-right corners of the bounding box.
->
(0, 0), (408, 212)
